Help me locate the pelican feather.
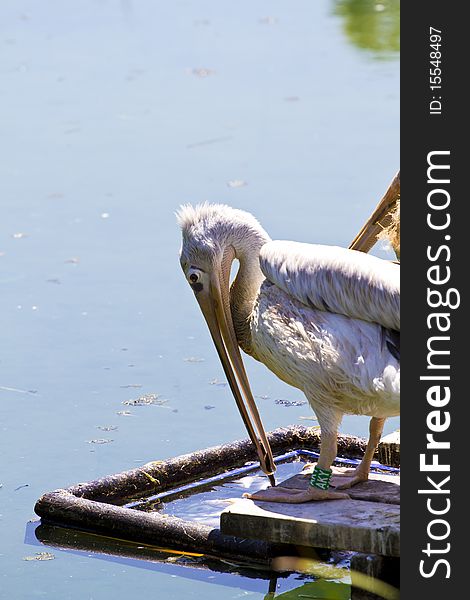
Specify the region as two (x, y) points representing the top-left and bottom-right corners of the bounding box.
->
(260, 241), (400, 331)
(178, 203), (400, 501)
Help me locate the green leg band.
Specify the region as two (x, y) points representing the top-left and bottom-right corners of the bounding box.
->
(309, 465), (332, 490)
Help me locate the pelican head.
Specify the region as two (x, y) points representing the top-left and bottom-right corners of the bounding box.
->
(177, 203), (276, 483)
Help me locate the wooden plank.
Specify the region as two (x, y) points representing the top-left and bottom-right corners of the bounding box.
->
(35, 489), (277, 564)
(349, 171), (400, 255)
(220, 472), (400, 557)
(60, 425), (371, 503)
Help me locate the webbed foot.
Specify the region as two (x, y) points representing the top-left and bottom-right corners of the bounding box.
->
(333, 469), (369, 490)
(243, 485), (350, 503)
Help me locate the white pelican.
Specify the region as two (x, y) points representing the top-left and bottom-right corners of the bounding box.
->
(177, 203), (400, 502)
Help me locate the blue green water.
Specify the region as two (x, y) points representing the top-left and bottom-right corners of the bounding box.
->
(1, 1), (399, 598)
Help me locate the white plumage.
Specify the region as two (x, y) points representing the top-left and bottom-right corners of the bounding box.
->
(178, 203), (400, 502)
(260, 241), (400, 331)
(252, 282), (399, 428)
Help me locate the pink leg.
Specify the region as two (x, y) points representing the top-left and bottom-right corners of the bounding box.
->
(246, 415), (350, 503)
(334, 417), (386, 490)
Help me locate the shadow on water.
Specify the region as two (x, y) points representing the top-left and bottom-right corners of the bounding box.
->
(26, 521), (350, 598)
(3, 0), (398, 598)
(334, 0), (400, 55)
(25, 463), (352, 597)
(28, 521), (278, 590)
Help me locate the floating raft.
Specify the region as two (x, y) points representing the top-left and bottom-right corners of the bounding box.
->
(34, 425), (400, 571)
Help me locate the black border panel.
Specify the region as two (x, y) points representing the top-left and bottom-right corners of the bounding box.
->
(402, 3), (466, 596)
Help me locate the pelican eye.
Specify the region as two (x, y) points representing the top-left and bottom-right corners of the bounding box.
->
(187, 269), (204, 292)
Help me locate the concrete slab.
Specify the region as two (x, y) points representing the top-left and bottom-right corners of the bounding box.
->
(378, 430), (400, 468)
(220, 471), (400, 557)
(282, 468), (400, 505)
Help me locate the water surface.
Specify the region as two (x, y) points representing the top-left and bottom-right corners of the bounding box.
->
(1, 1), (399, 598)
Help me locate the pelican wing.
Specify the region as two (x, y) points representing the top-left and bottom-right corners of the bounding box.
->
(259, 241), (400, 331)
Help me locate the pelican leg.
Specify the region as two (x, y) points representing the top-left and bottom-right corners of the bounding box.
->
(245, 418), (350, 503)
(334, 417), (386, 490)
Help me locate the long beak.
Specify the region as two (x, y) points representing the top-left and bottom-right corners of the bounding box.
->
(349, 171), (400, 254)
(194, 269), (276, 485)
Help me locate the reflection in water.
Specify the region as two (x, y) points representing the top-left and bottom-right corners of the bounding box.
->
(27, 460), (350, 597)
(4, 0), (399, 597)
(28, 522), (306, 596)
(334, 0), (400, 55)
(267, 580), (350, 600)
(164, 461), (305, 527)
